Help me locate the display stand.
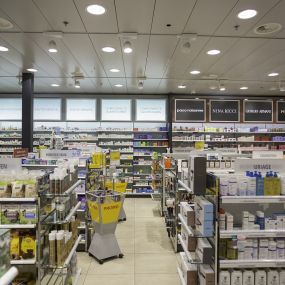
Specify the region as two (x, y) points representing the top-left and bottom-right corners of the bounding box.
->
(87, 190), (124, 264)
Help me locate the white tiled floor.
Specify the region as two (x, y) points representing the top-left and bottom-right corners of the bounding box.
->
(77, 198), (180, 285)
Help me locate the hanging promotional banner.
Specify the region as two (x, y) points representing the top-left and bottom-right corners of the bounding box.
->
(244, 100), (273, 122)
(0, 99), (22, 120)
(277, 100), (285, 122)
(175, 99), (206, 122)
(34, 99), (61, 121)
(136, 99), (166, 121)
(66, 99), (96, 121)
(210, 100), (240, 122)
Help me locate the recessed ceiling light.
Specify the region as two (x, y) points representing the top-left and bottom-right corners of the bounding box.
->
(244, 99), (248, 101)
(269, 87), (277, 91)
(51, 83), (60, 87)
(220, 87), (226, 91)
(0, 17), (13, 29)
(209, 86), (217, 90)
(26, 68), (38, 72)
(123, 41), (133, 54)
(237, 9), (257, 20)
(110, 68), (120, 73)
(102, 46), (115, 53)
(240, 86), (248, 90)
(48, 40), (58, 53)
(207, 49), (221, 55)
(0, 45), (8, 52)
(86, 4), (106, 15)
(114, 84), (123, 87)
(178, 85), (186, 89)
(190, 70), (201, 75)
(268, 72), (279, 77)
(195, 97), (199, 100)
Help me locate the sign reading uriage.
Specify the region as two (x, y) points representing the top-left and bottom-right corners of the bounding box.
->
(175, 99), (205, 122)
(244, 100), (273, 122)
(210, 100), (240, 122)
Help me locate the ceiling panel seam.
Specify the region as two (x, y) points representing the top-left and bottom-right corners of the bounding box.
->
(72, 0), (112, 90)
(114, 0), (127, 93)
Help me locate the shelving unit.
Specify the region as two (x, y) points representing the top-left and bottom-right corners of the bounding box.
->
(172, 122), (285, 153)
(207, 157), (285, 284)
(0, 123), (22, 157)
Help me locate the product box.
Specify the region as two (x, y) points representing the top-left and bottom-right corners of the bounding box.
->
(21, 232), (36, 259)
(198, 264), (215, 285)
(231, 271), (243, 285)
(225, 212), (233, 231)
(219, 271), (230, 285)
(267, 270), (279, 285)
(196, 220), (214, 237)
(181, 226), (197, 251)
(255, 270), (266, 285)
(196, 238), (213, 264)
(179, 252), (198, 285)
(19, 204), (37, 224)
(242, 270), (254, 285)
(1, 204), (20, 224)
(180, 202), (195, 227)
(280, 270), (285, 285)
(259, 239), (269, 259)
(256, 177), (264, 196)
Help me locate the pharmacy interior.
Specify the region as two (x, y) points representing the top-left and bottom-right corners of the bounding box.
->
(1, 0), (285, 284)
(0, 94), (285, 285)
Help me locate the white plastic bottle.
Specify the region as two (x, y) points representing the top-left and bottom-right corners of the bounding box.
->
(255, 271), (266, 285)
(219, 271), (231, 285)
(243, 270), (254, 285)
(231, 271), (243, 285)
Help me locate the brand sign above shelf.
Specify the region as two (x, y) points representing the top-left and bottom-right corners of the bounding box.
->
(244, 100), (273, 122)
(277, 101), (285, 122)
(175, 99), (206, 122)
(210, 100), (240, 122)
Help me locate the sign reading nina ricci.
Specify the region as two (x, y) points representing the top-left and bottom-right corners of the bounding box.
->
(244, 100), (273, 122)
(175, 99), (206, 122)
(210, 100), (240, 122)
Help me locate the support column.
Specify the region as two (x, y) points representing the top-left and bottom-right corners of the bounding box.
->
(22, 72), (34, 151)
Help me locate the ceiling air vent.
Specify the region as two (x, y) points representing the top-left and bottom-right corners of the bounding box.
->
(254, 23), (282, 35)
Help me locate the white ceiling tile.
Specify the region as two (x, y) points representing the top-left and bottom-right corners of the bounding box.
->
(73, 0), (118, 33)
(115, 0), (155, 33)
(163, 36), (209, 78)
(121, 35), (149, 78)
(207, 38), (267, 77)
(184, 0), (238, 35)
(145, 35), (179, 78)
(151, 0), (196, 34)
(0, 0), (51, 32)
(214, 0), (280, 36)
(35, 0), (85, 32)
(226, 39), (285, 79)
(62, 34), (107, 78)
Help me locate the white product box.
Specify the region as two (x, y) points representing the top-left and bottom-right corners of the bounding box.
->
(195, 238), (213, 264)
(259, 239), (269, 259)
(179, 252), (198, 285)
(180, 202), (195, 227)
(231, 270), (243, 285)
(225, 212), (233, 231)
(181, 226), (197, 251)
(268, 270), (279, 285)
(243, 270), (254, 285)
(255, 270), (266, 285)
(280, 270), (285, 285)
(198, 264), (215, 285)
(219, 271), (230, 285)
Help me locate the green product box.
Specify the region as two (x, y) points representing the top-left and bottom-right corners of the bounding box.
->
(19, 204), (37, 224)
